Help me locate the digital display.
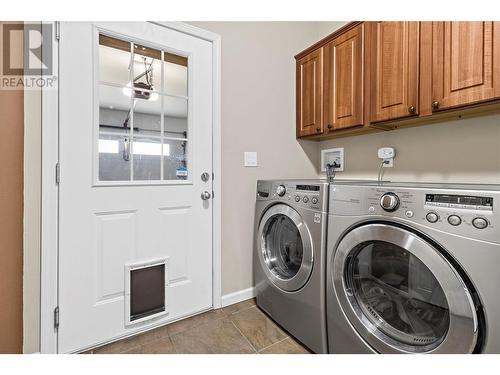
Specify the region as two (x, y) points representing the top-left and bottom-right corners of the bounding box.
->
(296, 185), (320, 192)
(426, 194), (493, 207)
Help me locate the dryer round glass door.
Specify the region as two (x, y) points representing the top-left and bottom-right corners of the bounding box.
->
(332, 223), (479, 354)
(258, 204), (313, 292)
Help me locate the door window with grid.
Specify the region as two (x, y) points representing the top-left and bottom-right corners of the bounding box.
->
(97, 34), (189, 183)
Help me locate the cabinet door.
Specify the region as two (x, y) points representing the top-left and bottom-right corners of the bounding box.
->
(324, 24), (364, 131)
(296, 48), (323, 137)
(369, 22), (419, 122)
(432, 22), (500, 111)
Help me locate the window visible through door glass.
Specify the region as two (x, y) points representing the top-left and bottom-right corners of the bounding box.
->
(98, 34), (189, 183)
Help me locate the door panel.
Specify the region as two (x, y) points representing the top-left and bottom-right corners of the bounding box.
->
(58, 22), (213, 353)
(324, 24), (364, 131)
(432, 22), (500, 110)
(369, 22), (419, 122)
(296, 48), (323, 137)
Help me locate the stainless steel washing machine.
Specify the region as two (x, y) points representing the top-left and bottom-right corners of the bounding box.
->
(327, 182), (500, 354)
(254, 180), (329, 353)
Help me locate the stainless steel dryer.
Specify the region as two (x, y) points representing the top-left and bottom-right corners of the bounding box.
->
(254, 180), (329, 353)
(327, 182), (500, 354)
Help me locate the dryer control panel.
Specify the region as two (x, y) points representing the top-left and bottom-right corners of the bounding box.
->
(329, 183), (500, 243)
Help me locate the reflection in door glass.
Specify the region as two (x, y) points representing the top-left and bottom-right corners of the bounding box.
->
(98, 134), (131, 181)
(99, 35), (132, 86)
(132, 137), (162, 180)
(346, 241), (450, 350)
(98, 34), (189, 183)
(163, 96), (188, 138)
(164, 139), (188, 180)
(133, 94), (162, 137)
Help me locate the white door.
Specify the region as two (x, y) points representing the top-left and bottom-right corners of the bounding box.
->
(58, 22), (213, 353)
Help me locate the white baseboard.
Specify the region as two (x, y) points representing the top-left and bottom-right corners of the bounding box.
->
(221, 287), (256, 307)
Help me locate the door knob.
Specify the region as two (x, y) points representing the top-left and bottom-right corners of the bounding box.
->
(327, 124), (333, 129)
(431, 101), (440, 110)
(316, 127), (321, 132)
(201, 191), (211, 200)
(408, 105), (416, 114)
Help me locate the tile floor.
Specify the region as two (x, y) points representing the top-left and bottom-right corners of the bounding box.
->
(84, 299), (312, 354)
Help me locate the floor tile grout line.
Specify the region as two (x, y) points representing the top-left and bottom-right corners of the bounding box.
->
(257, 336), (290, 353)
(226, 299), (256, 316)
(229, 319), (258, 353)
(94, 300), (258, 354)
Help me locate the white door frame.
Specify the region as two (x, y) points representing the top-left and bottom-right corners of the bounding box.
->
(40, 21), (222, 354)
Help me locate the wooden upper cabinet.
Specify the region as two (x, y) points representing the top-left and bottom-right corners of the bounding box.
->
(368, 22), (419, 123)
(296, 48), (323, 137)
(431, 22), (500, 111)
(323, 24), (364, 131)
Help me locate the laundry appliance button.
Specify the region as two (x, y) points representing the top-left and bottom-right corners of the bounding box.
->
(302, 196), (309, 203)
(426, 212), (439, 223)
(472, 217), (488, 229)
(447, 215), (462, 226)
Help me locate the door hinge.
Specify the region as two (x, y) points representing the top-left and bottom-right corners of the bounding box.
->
(55, 163), (60, 184)
(54, 306), (60, 329)
(55, 21), (60, 41)
(212, 190), (215, 199)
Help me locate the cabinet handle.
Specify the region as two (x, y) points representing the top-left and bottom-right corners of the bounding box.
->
(316, 127), (321, 132)
(431, 101), (440, 110)
(327, 124), (333, 129)
(408, 105), (416, 114)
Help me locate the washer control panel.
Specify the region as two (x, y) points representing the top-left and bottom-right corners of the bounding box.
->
(256, 180), (327, 211)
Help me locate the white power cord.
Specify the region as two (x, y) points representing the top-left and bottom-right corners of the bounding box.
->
(377, 160), (389, 185)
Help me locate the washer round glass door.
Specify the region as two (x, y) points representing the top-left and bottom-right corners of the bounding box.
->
(332, 223), (478, 353)
(258, 204), (313, 292)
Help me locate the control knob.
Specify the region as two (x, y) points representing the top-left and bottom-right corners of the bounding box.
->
(426, 212), (439, 223)
(472, 217), (488, 229)
(447, 215), (462, 226)
(276, 185), (286, 197)
(380, 192), (400, 212)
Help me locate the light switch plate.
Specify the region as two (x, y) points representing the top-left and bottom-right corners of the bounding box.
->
(244, 152), (258, 167)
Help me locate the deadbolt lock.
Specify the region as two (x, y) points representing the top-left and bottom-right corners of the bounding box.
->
(201, 172), (210, 182)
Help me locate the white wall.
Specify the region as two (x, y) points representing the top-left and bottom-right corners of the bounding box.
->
(189, 22), (321, 295)
(316, 22), (349, 39)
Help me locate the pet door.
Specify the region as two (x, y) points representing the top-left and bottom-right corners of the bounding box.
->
(125, 258), (168, 325)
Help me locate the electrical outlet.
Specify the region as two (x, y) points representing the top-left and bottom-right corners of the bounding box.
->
(383, 159), (394, 168)
(378, 147), (395, 168)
